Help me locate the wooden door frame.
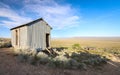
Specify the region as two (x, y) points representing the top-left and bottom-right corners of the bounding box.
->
(15, 30), (18, 46)
(46, 33), (49, 48)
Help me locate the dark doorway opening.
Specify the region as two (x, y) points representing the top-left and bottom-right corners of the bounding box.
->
(46, 34), (49, 48)
(15, 30), (18, 45)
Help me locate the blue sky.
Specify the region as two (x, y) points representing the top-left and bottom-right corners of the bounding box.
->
(0, 0), (120, 38)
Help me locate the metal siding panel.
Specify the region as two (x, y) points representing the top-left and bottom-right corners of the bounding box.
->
(12, 20), (51, 50)
(19, 26), (28, 49)
(11, 26), (27, 49)
(11, 30), (15, 47)
(27, 20), (51, 50)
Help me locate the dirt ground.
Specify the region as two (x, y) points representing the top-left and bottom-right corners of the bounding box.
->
(0, 48), (120, 75)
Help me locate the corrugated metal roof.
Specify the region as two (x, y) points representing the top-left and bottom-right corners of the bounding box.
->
(10, 18), (52, 30)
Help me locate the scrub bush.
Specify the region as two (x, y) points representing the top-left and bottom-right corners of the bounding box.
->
(72, 44), (82, 50)
(15, 47), (108, 70)
(36, 52), (50, 64)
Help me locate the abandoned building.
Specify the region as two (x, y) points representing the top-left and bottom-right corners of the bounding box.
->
(10, 18), (52, 50)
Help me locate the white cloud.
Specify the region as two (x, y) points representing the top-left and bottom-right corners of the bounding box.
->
(0, 2), (32, 28)
(0, 0), (81, 29)
(0, 2), (10, 8)
(23, 0), (81, 29)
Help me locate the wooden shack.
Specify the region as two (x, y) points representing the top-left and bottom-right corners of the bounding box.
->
(10, 18), (52, 50)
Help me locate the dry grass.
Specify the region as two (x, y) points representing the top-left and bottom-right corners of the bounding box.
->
(0, 38), (11, 48)
(51, 37), (120, 48)
(0, 38), (11, 43)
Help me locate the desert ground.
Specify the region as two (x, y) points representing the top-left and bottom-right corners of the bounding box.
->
(51, 37), (120, 48)
(0, 37), (120, 75)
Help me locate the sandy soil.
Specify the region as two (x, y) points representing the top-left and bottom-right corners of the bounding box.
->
(0, 48), (120, 75)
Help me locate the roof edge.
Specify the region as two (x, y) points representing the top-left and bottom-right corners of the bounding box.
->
(10, 18), (52, 30)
